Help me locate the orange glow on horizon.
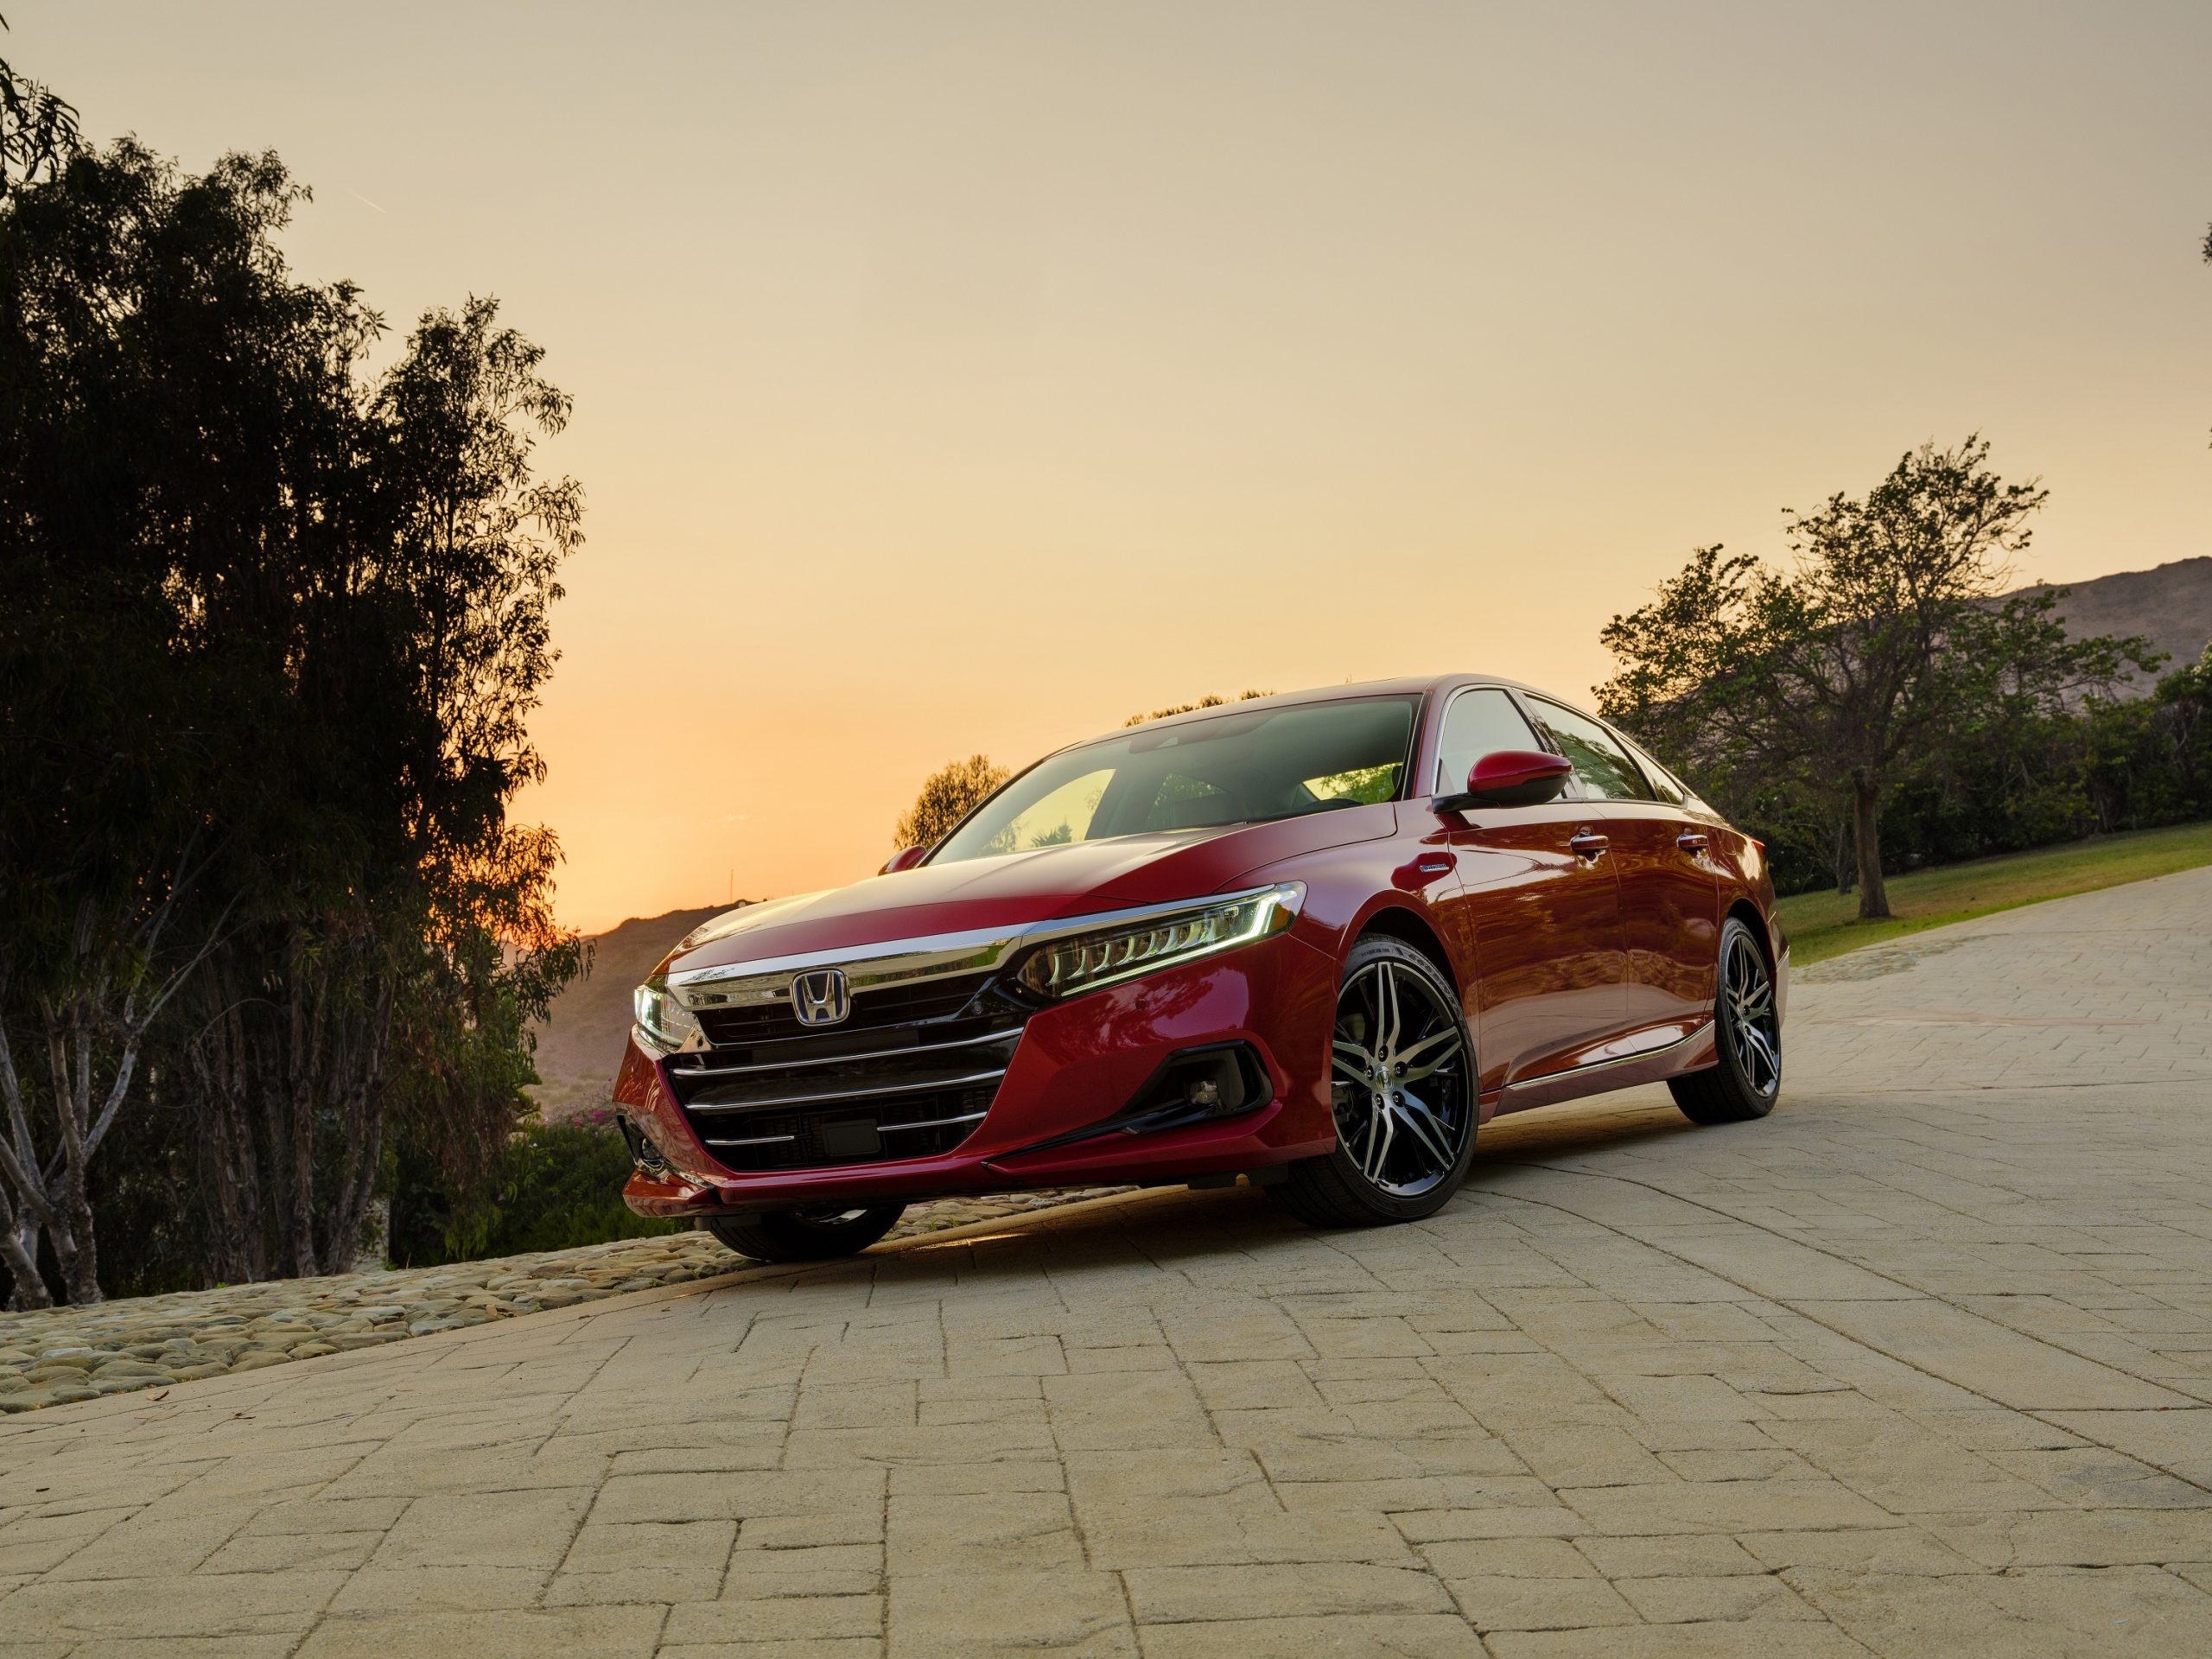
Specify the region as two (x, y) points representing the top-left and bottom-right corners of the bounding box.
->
(23, 3), (2211, 934)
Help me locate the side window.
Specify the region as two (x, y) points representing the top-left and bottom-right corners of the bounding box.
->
(1524, 697), (1654, 802)
(1433, 688), (1541, 794)
(1621, 736), (1692, 807)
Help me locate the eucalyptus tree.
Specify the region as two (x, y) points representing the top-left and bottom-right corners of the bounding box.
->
(0, 18), (79, 200)
(1, 125), (585, 1301)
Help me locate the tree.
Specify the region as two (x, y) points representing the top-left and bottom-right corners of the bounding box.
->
(0, 126), (586, 1301)
(1599, 438), (2153, 920)
(1124, 689), (1272, 727)
(894, 756), (1009, 850)
(0, 19), (80, 200)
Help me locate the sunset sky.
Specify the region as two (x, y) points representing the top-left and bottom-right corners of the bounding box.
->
(22, 2), (2212, 934)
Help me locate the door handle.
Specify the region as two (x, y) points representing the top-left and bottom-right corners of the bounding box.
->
(1675, 831), (1709, 855)
(1569, 831), (1609, 860)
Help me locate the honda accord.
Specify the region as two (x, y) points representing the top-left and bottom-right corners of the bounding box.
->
(612, 677), (1785, 1262)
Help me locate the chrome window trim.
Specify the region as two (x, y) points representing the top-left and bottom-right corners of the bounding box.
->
(662, 882), (1303, 1011)
(1428, 682), (1541, 796)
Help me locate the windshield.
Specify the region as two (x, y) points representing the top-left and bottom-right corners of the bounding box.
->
(931, 696), (1419, 865)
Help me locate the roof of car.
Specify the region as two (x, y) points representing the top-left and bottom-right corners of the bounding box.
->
(1123, 673), (1555, 734)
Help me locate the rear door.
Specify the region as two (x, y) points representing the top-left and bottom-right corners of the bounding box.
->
(1428, 687), (1626, 1094)
(1521, 696), (1718, 1039)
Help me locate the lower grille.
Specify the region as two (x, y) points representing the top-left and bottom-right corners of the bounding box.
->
(692, 1084), (1000, 1172)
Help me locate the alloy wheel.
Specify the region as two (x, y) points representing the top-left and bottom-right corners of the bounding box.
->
(1724, 928), (1781, 1096)
(1328, 958), (1474, 1198)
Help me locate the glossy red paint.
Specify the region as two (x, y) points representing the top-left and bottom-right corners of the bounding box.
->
(613, 675), (1784, 1221)
(1464, 748), (1575, 805)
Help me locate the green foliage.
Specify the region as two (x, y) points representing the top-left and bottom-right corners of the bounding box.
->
(1599, 438), (2159, 918)
(0, 96), (588, 1302)
(389, 1113), (677, 1268)
(0, 24), (79, 199)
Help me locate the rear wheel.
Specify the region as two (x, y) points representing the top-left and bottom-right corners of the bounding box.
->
(1669, 916), (1781, 1125)
(704, 1204), (906, 1263)
(1272, 936), (1478, 1227)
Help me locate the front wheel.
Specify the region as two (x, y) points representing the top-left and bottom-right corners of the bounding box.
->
(704, 1204), (906, 1263)
(1669, 916), (1781, 1125)
(1272, 936), (1478, 1228)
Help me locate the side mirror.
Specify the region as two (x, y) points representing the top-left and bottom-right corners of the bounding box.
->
(1436, 749), (1574, 812)
(879, 845), (928, 875)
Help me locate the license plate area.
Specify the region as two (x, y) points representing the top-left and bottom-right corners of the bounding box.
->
(817, 1118), (882, 1160)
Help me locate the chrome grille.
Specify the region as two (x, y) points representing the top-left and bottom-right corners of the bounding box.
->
(667, 976), (1027, 1173)
(693, 972), (993, 1047)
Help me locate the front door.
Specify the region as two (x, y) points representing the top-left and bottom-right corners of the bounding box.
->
(1521, 696), (1717, 1041)
(1427, 687), (1626, 1095)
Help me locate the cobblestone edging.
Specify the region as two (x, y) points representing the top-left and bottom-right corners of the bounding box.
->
(0, 1185), (1131, 1413)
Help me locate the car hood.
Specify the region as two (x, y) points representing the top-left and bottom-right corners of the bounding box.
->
(657, 802), (1398, 978)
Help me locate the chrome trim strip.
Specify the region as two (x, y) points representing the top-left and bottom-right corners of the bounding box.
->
(683, 1067), (1011, 1116)
(664, 882), (1302, 1009)
(1498, 1020), (1712, 1093)
(669, 1027), (1017, 1079)
(702, 1132), (798, 1148)
(877, 1109), (988, 1133)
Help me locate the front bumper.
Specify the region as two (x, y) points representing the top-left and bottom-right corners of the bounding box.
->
(614, 929), (1340, 1217)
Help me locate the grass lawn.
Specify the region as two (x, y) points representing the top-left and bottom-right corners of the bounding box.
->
(1775, 819), (2212, 966)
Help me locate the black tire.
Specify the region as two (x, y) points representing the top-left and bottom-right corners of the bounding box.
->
(704, 1204), (906, 1263)
(1271, 936), (1478, 1228)
(1669, 915), (1782, 1125)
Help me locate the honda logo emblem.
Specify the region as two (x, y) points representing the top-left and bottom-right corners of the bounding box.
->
(791, 968), (852, 1027)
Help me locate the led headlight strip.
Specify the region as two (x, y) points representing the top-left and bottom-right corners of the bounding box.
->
(632, 980), (702, 1052)
(1015, 882), (1305, 1000)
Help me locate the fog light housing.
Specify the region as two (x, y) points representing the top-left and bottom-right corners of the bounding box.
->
(617, 1115), (669, 1173)
(1006, 1042), (1274, 1156)
(1118, 1044), (1268, 1134)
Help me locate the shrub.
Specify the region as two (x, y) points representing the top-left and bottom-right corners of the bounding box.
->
(389, 1111), (677, 1268)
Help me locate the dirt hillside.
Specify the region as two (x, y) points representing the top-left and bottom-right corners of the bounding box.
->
(527, 905), (728, 1122)
(2009, 555), (2212, 687)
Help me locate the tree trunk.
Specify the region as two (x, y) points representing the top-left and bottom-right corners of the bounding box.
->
(0, 1205), (50, 1310)
(56, 1159), (101, 1305)
(287, 963), (319, 1280)
(1851, 772), (1891, 920)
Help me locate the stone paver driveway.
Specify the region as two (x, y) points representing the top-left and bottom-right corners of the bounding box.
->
(6, 870), (2212, 1656)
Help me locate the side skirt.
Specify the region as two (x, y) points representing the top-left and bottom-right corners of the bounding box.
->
(1484, 1020), (1717, 1116)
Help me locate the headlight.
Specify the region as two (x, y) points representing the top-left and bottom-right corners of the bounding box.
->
(1015, 882), (1304, 1000)
(632, 980), (702, 1052)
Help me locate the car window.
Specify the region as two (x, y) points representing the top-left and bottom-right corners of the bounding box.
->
(988, 769), (1111, 852)
(1433, 687), (1541, 795)
(1141, 772), (1235, 832)
(1524, 696), (1654, 802)
(932, 696), (1419, 863)
(1620, 736), (1687, 807)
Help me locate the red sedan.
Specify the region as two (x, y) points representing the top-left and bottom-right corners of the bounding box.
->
(613, 677), (1786, 1262)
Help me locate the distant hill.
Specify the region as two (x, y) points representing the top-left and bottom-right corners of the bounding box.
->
(2007, 556), (2212, 690)
(527, 904), (729, 1122)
